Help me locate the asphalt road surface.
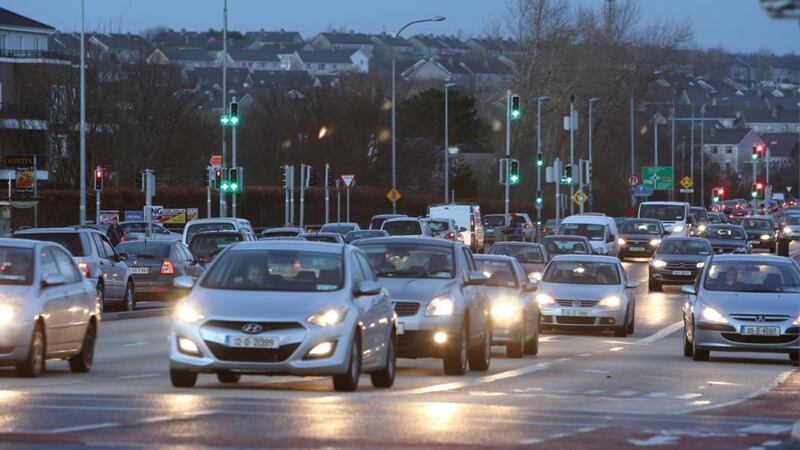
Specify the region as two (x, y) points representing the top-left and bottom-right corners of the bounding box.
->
(0, 251), (798, 449)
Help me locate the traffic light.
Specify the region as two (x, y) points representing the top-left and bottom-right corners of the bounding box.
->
(220, 115), (230, 126)
(508, 159), (520, 184)
(214, 167), (224, 191)
(536, 152), (544, 167)
(228, 167), (242, 192)
(229, 101), (239, 126)
(752, 181), (764, 199)
(94, 168), (104, 191)
(202, 167), (211, 187)
(535, 189), (543, 208)
(562, 165), (573, 184)
(306, 166), (317, 187)
(510, 95), (521, 120)
(325, 165), (333, 186)
(712, 186), (725, 203)
(752, 143), (765, 160)
(281, 165), (289, 188)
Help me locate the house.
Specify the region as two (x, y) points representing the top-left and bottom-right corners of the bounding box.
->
(370, 34), (414, 57)
(409, 35), (447, 57)
(759, 132), (800, 171)
(147, 48), (216, 69)
(294, 50), (369, 76)
(226, 49), (282, 71)
(701, 104), (738, 129)
(310, 32), (375, 52)
(151, 29), (214, 49)
(702, 128), (762, 175)
(249, 70), (312, 91)
(742, 106), (800, 133)
(89, 33), (152, 62)
(190, 67), (251, 93)
(466, 37), (518, 57)
(401, 54), (514, 90)
(0, 7), (54, 54)
(243, 29), (304, 45)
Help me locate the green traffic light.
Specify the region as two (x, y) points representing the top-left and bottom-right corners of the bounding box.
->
(510, 174), (519, 183)
(221, 183), (230, 191)
(220, 115), (230, 126)
(751, 191), (757, 198)
(712, 196), (719, 202)
(536, 160), (543, 167)
(511, 110), (521, 120)
(536, 198), (543, 204)
(230, 183), (238, 191)
(230, 116), (239, 126)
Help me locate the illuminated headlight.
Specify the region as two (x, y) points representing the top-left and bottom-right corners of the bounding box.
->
(696, 262), (705, 269)
(177, 336), (200, 356)
(308, 308), (347, 327)
(701, 305), (728, 324)
(651, 259), (667, 268)
(491, 302), (520, 321)
(0, 304), (14, 325)
(528, 272), (542, 282)
(598, 296), (621, 308)
(793, 314), (800, 326)
(174, 302), (204, 324)
(617, 238), (626, 246)
(425, 296), (455, 316)
(650, 239), (661, 247)
(760, 234), (770, 240)
(698, 225), (706, 232)
(734, 247), (747, 253)
(673, 225), (684, 233)
(307, 341), (336, 358)
(784, 226), (792, 234)
(536, 293), (555, 306)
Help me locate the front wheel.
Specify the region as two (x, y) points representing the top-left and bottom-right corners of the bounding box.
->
(524, 314), (539, 355)
(691, 322), (710, 361)
(613, 308), (629, 337)
(506, 318), (524, 358)
(333, 335), (361, 392)
(683, 321), (693, 357)
(170, 369), (197, 388)
(217, 371), (241, 384)
(468, 320), (491, 371)
(370, 333), (396, 388)
(121, 281), (135, 312)
(789, 351), (799, 367)
(69, 322), (96, 373)
(443, 324), (468, 376)
(17, 323), (45, 378)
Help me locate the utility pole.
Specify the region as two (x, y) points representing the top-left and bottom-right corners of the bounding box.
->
(700, 105), (705, 208)
(220, 0), (228, 217)
(671, 103), (676, 201)
(206, 166), (212, 218)
(299, 164), (306, 228)
(554, 158), (562, 224)
(336, 179), (341, 223)
(231, 97), (238, 218)
(588, 98), (598, 211)
(283, 165), (290, 225)
(289, 165), (295, 226)
(79, 0), (86, 225)
(504, 89), (511, 224)
(630, 92), (635, 208)
(444, 82), (455, 203)
(690, 106), (695, 205)
(324, 163), (330, 224)
(569, 95), (576, 215)
(536, 96), (548, 237)
(653, 115), (659, 168)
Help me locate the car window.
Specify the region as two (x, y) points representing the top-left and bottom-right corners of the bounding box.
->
(639, 204), (686, 221)
(350, 254), (366, 285)
(462, 248), (476, 272)
(14, 232), (87, 257)
(116, 242), (172, 259)
(484, 216), (505, 227)
(657, 240), (711, 255)
(703, 227), (745, 240)
(741, 219), (773, 229)
(619, 221), (662, 234)
(542, 238), (589, 255)
(189, 234), (242, 260)
(427, 220), (450, 232)
(186, 222), (235, 243)
(558, 223), (607, 241)
(475, 258), (518, 288)
(100, 236), (117, 260)
(180, 244), (194, 262)
(489, 244), (544, 263)
(40, 248), (60, 282)
(356, 253), (377, 282)
(542, 261), (620, 285)
(356, 242), (454, 279)
(0, 246), (33, 285)
(382, 220), (422, 236)
(90, 233), (106, 258)
(51, 247), (82, 283)
(704, 262), (800, 293)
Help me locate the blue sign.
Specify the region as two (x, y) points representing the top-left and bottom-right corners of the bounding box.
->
(632, 187), (654, 197)
(125, 210), (144, 221)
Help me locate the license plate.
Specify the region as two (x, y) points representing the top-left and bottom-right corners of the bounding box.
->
(561, 309), (593, 317)
(749, 240), (760, 245)
(672, 270), (692, 276)
(740, 326), (780, 336)
(129, 267), (149, 274)
(225, 335), (279, 349)
(630, 247), (645, 252)
(397, 322), (405, 335)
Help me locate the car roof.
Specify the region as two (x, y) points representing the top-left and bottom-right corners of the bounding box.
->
(491, 241), (544, 248)
(474, 254), (516, 263)
(191, 230), (243, 237)
(371, 214), (406, 219)
(118, 239), (174, 246)
(186, 218), (246, 225)
(560, 215), (615, 225)
(232, 240), (344, 253)
(710, 254), (793, 264)
(384, 217), (423, 223)
(0, 237), (41, 249)
(662, 236), (708, 242)
(551, 254), (620, 263)
(542, 234), (590, 241)
(351, 236), (456, 248)
(14, 227), (96, 234)
(640, 201), (688, 206)
(323, 222), (359, 226)
(262, 227), (303, 233)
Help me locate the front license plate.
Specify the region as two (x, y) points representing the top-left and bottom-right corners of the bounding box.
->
(749, 240), (760, 245)
(397, 322), (405, 335)
(740, 326), (780, 336)
(225, 335), (279, 349)
(129, 267), (149, 274)
(672, 270), (692, 276)
(561, 309), (593, 317)
(630, 247), (645, 252)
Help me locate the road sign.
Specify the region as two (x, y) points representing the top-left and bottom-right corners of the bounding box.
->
(340, 174), (355, 188)
(641, 166), (674, 191)
(628, 175), (639, 186)
(680, 176), (693, 190)
(209, 155), (223, 167)
(386, 189), (402, 203)
(2, 156), (34, 168)
(632, 187), (654, 197)
(573, 190), (587, 205)
(679, 188), (694, 194)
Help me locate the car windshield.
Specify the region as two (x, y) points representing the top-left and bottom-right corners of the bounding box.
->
(201, 249), (342, 291)
(116, 242), (171, 259)
(785, 216), (800, 226)
(484, 216), (505, 227)
(558, 223), (606, 241)
(657, 240), (711, 255)
(619, 221), (661, 234)
(14, 233), (86, 257)
(707, 214), (723, 224)
(489, 245), (544, 263)
(542, 238), (589, 255)
(0, 247), (33, 285)
(426, 220), (450, 232)
(187, 222), (235, 243)
(320, 225), (355, 234)
(304, 235), (340, 244)
(704, 262), (800, 293)
(189, 234), (241, 260)
(357, 243), (454, 279)
(741, 219), (773, 230)
(543, 261), (620, 285)
(383, 221), (422, 236)
(703, 227), (745, 240)
(475, 258), (518, 288)
(640, 204), (685, 221)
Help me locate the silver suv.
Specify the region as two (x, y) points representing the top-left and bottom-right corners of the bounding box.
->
(13, 228), (136, 312)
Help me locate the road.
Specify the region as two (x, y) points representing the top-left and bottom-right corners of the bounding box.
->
(0, 253), (798, 449)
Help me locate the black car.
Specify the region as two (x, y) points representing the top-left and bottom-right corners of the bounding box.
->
(188, 230), (254, 265)
(540, 235), (594, 256)
(739, 216), (777, 252)
(344, 230), (389, 243)
(705, 211), (728, 224)
(648, 237), (712, 292)
(617, 218), (664, 259)
(301, 232), (346, 244)
(700, 224), (750, 255)
(116, 240), (204, 301)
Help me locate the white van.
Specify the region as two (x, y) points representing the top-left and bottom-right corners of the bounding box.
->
(428, 203), (484, 252)
(637, 202), (690, 237)
(182, 218), (254, 246)
(556, 214), (620, 256)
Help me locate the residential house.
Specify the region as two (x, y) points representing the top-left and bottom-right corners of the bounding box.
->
(147, 48), (216, 69)
(89, 33), (153, 62)
(466, 37), (519, 57)
(243, 29), (303, 45)
(310, 32), (375, 53)
(401, 54), (514, 91)
(151, 29), (214, 49)
(759, 132), (800, 173)
(742, 106), (800, 133)
(0, 7), (53, 54)
(370, 34), (413, 57)
(702, 128), (762, 175)
(250, 70), (312, 91)
(226, 49), (282, 71)
(409, 35), (447, 57)
(294, 50), (369, 76)
(190, 67), (251, 93)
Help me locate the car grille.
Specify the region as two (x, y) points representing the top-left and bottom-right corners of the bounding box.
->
(713, 247), (738, 254)
(625, 240), (648, 246)
(555, 316), (595, 325)
(729, 314), (791, 323)
(720, 334), (798, 345)
(664, 262), (698, 270)
(393, 302), (420, 317)
(203, 321), (304, 332)
(555, 299), (599, 307)
(205, 341), (301, 362)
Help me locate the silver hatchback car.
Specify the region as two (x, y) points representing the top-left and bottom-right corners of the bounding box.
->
(682, 255), (800, 366)
(0, 239), (99, 377)
(169, 240), (397, 391)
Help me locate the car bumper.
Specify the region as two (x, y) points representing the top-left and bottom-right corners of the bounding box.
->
(0, 320), (35, 365)
(619, 246), (656, 257)
(693, 322), (800, 354)
(134, 280), (186, 301)
(649, 269), (700, 284)
(539, 307), (625, 329)
(395, 315), (463, 359)
(491, 322), (523, 344)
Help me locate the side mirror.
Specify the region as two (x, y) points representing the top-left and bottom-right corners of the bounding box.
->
(173, 276), (195, 290)
(465, 271), (489, 286)
(42, 274), (66, 287)
(681, 285), (697, 295)
(626, 281), (639, 289)
(117, 252), (128, 261)
(354, 280), (382, 296)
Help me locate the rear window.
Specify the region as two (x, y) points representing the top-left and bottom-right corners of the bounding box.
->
(189, 234), (242, 259)
(427, 221), (450, 232)
(320, 225), (356, 234)
(475, 258), (518, 288)
(116, 241), (171, 259)
(383, 221), (422, 236)
(14, 233), (86, 257)
(304, 235), (340, 244)
(489, 245), (544, 263)
(186, 222), (235, 242)
(484, 216), (505, 227)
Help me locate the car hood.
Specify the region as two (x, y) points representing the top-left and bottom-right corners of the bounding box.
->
(537, 282), (621, 301)
(701, 292), (800, 316)
(652, 254), (709, 264)
(377, 277), (456, 302)
(191, 287), (351, 320)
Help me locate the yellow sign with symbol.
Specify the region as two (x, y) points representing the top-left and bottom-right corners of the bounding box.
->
(386, 189), (402, 203)
(573, 190), (587, 205)
(680, 176), (693, 190)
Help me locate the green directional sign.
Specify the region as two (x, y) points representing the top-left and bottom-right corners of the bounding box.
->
(642, 166), (674, 191)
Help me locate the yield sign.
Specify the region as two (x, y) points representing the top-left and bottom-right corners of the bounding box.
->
(209, 155), (223, 167)
(386, 189), (402, 203)
(680, 176), (693, 190)
(340, 174), (355, 188)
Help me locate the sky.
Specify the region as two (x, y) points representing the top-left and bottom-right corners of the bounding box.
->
(5, 0), (800, 55)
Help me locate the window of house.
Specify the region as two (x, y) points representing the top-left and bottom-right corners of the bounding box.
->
(726, 146), (733, 154)
(33, 38), (40, 51)
(319, 63), (326, 70)
(0, 35), (6, 51)
(711, 147), (718, 154)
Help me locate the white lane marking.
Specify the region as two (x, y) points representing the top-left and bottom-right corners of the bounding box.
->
(519, 438), (545, 445)
(120, 341), (148, 347)
(687, 370), (795, 414)
(579, 369), (610, 374)
(739, 424), (793, 435)
(609, 346), (625, 352)
(628, 435), (680, 446)
(578, 353), (592, 357)
(117, 373), (161, 380)
(635, 321), (683, 345)
(46, 422), (120, 434)
(555, 357), (572, 363)
(388, 363), (552, 395)
(676, 393), (702, 399)
(549, 433), (569, 439)
(615, 390), (639, 397)
(645, 392), (669, 398)
(585, 389), (605, 395)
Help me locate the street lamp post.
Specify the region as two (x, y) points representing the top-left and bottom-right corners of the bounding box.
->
(536, 96), (549, 236)
(588, 98), (599, 212)
(391, 16), (445, 213)
(79, 0), (86, 225)
(220, 0), (228, 217)
(444, 81), (456, 203)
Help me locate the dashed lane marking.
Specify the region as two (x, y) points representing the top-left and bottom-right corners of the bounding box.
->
(635, 321), (683, 345)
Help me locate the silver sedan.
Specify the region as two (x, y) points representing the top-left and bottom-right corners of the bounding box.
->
(169, 240), (397, 392)
(536, 255), (638, 337)
(0, 239), (99, 377)
(682, 255), (800, 366)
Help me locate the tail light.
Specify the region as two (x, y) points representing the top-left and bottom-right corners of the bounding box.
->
(78, 262), (90, 277)
(523, 223), (531, 229)
(119, 236), (126, 243)
(447, 231), (456, 240)
(160, 260), (175, 275)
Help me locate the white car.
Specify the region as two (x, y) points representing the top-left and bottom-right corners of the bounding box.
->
(182, 218), (254, 246)
(556, 215), (620, 256)
(638, 201), (691, 237)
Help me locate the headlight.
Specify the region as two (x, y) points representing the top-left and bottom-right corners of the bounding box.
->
(784, 226), (792, 234)
(734, 247), (747, 253)
(651, 259), (667, 268)
(793, 314), (800, 326)
(617, 238), (626, 246)
(673, 225), (684, 233)
(760, 234), (770, 240)
(0, 304), (13, 325)
(491, 302), (520, 321)
(308, 308), (347, 327)
(696, 262), (705, 269)
(528, 272), (542, 282)
(536, 293), (555, 306)
(701, 305), (728, 324)
(598, 296), (621, 308)
(698, 225), (706, 232)
(425, 296), (455, 316)
(174, 302), (204, 324)
(650, 239), (661, 246)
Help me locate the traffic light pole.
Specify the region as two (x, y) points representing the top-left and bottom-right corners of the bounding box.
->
(324, 163), (330, 224)
(299, 164), (306, 228)
(569, 96), (575, 216)
(232, 115), (237, 218)
(504, 89), (511, 225)
(554, 158), (561, 224)
(206, 167), (212, 218)
(536, 97), (545, 240)
(289, 165), (295, 226)
(752, 159), (757, 212)
(336, 179), (341, 223)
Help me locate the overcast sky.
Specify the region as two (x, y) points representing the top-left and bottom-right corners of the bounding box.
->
(6, 0), (799, 55)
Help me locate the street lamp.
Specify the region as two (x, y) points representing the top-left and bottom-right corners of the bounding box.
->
(444, 81), (456, 203)
(79, 0), (86, 225)
(588, 97), (599, 212)
(391, 16), (446, 213)
(536, 96), (549, 235)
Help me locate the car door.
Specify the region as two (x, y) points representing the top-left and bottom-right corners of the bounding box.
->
(39, 247), (72, 352)
(97, 234), (126, 299)
(459, 247), (486, 346)
(349, 253), (380, 368)
(51, 247), (90, 346)
(356, 252), (390, 368)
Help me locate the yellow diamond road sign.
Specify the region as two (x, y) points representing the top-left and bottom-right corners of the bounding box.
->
(386, 189), (402, 203)
(680, 176), (693, 189)
(573, 190), (587, 204)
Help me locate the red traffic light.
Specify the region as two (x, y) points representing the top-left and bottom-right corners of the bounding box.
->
(95, 170), (103, 179)
(717, 187), (725, 196)
(756, 182), (764, 190)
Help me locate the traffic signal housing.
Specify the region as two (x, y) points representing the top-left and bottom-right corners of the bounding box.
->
(510, 95), (521, 120)
(281, 165), (289, 188)
(535, 189), (543, 208)
(752, 143), (766, 160)
(214, 167), (225, 191)
(536, 152), (544, 167)
(306, 166), (317, 187)
(229, 101), (239, 126)
(752, 181), (764, 199)
(202, 167), (211, 187)
(562, 165), (573, 184)
(94, 168), (104, 191)
(228, 167), (242, 192)
(508, 159), (520, 184)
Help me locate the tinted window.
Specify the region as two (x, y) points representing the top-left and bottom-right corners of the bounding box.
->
(640, 205), (686, 221)
(427, 220), (450, 232)
(40, 248), (59, 281)
(382, 221), (423, 236)
(100, 237), (116, 260)
(356, 253), (377, 282)
(475, 258), (518, 288)
(117, 241), (172, 259)
(657, 240), (711, 255)
(52, 248), (82, 283)
(320, 225), (356, 234)
(786, 216), (800, 225)
(703, 227), (745, 240)
(542, 238), (589, 255)
(15, 233), (86, 257)
(370, 218), (387, 229)
(186, 222), (235, 243)
(0, 246), (33, 285)
(557, 223), (606, 241)
(619, 221), (662, 234)
(484, 215), (505, 227)
(690, 208), (708, 222)
(357, 243), (454, 279)
(704, 262), (800, 293)
(350, 255), (365, 284)
(543, 261), (620, 285)
(189, 234), (242, 260)
(741, 219), (773, 229)
(489, 244), (544, 263)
